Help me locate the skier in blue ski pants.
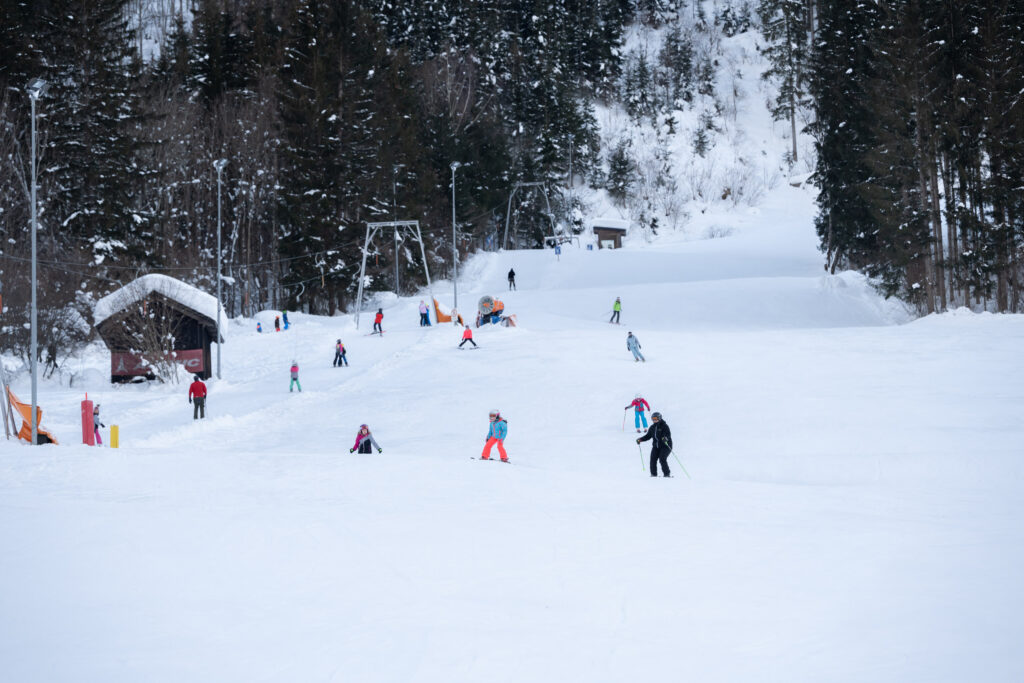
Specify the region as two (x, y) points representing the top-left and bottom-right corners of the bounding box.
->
(626, 332), (645, 362)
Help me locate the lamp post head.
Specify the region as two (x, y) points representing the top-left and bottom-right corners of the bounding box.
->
(26, 78), (48, 101)
(450, 161), (462, 172)
(214, 158), (228, 174)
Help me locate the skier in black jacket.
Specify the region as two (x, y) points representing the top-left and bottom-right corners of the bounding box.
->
(637, 412), (672, 477)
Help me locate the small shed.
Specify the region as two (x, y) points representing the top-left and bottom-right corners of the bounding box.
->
(94, 275), (227, 382)
(591, 218), (629, 249)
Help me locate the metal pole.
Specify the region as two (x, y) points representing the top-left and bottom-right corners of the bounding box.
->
(354, 224), (373, 329)
(214, 160), (226, 380)
(503, 185), (518, 250)
(450, 162), (461, 311)
(29, 92), (38, 445)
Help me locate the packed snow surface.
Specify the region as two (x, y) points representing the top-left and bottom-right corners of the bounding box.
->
(3, 185), (1023, 682)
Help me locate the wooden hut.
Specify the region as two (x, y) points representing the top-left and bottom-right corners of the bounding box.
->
(94, 275), (226, 382)
(591, 218), (629, 249)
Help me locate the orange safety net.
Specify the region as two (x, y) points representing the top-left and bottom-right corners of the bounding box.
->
(6, 388), (58, 444)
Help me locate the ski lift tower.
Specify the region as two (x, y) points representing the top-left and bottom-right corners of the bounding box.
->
(354, 220), (433, 329)
(502, 182), (556, 250)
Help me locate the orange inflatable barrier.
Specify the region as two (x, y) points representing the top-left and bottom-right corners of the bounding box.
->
(433, 298), (464, 325)
(6, 388), (58, 444)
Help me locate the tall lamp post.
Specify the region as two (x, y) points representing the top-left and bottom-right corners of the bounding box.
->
(450, 161), (461, 311)
(213, 159), (227, 380)
(27, 78), (48, 446)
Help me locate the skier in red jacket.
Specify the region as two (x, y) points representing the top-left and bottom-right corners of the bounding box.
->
(188, 375), (208, 420)
(373, 308), (384, 334)
(459, 326), (477, 348)
(625, 393), (651, 433)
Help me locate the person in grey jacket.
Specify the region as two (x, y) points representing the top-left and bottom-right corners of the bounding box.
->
(626, 332), (645, 362)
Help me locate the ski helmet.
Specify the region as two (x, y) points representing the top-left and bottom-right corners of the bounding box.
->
(651, 412), (662, 420)
(489, 409), (500, 419)
(337, 338), (341, 343)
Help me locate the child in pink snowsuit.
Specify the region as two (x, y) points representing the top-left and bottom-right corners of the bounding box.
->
(93, 404), (105, 445)
(625, 394), (651, 433)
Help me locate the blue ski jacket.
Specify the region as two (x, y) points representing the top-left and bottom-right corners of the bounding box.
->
(486, 419), (508, 441)
(626, 334), (641, 352)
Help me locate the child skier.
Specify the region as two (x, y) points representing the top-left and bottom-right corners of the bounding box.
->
(481, 409), (509, 462)
(274, 315), (281, 332)
(283, 311), (290, 330)
(333, 339), (348, 367)
(349, 424), (382, 454)
(92, 404), (105, 445)
(188, 374), (207, 419)
(257, 321), (262, 333)
(374, 308), (384, 334)
(419, 300), (431, 326)
(459, 326), (477, 348)
(610, 297), (622, 324)
(289, 361), (302, 392)
(625, 393), (651, 433)
(626, 331), (645, 362)
(637, 412), (672, 477)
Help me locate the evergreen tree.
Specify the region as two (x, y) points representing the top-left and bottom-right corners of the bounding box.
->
(758, 0), (811, 162)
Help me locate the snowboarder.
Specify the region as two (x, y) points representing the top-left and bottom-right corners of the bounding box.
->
(625, 393), (651, 433)
(626, 331), (645, 362)
(349, 424), (382, 454)
(637, 411), (671, 477)
(459, 326), (477, 348)
(508, 268), (516, 290)
(274, 315), (281, 332)
(610, 297), (622, 324)
(256, 321), (262, 333)
(289, 361), (302, 392)
(419, 300), (431, 326)
(92, 404), (105, 445)
(373, 308), (384, 334)
(283, 311), (290, 330)
(188, 374), (207, 420)
(333, 339), (348, 367)
(481, 409), (509, 462)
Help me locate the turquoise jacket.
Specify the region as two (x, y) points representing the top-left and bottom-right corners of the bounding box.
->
(486, 419), (508, 441)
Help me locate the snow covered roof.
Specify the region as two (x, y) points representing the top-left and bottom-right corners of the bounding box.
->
(590, 217), (629, 231)
(94, 274), (229, 337)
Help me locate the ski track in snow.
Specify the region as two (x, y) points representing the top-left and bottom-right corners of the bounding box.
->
(2, 184), (1024, 682)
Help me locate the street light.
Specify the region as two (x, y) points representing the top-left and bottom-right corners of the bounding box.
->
(27, 78), (48, 446)
(450, 161), (462, 312)
(213, 158), (227, 380)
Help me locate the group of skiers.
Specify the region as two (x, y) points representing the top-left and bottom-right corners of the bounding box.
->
(626, 393), (673, 477)
(256, 311), (290, 333)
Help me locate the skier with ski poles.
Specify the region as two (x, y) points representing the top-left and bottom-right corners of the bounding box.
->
(333, 339), (348, 367)
(350, 424), (383, 453)
(481, 409), (509, 462)
(610, 297), (621, 324)
(637, 411), (671, 477)
(624, 393), (651, 433)
(626, 331), (645, 362)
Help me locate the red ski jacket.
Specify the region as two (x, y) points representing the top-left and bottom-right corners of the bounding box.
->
(374, 312), (383, 323)
(462, 327), (473, 340)
(189, 380), (207, 399)
(627, 398), (650, 412)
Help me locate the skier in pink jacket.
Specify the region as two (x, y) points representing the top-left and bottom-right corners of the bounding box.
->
(625, 393), (651, 433)
(350, 424), (382, 454)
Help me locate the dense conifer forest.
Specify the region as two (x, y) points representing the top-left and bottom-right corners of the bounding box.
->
(1, 0), (1021, 368)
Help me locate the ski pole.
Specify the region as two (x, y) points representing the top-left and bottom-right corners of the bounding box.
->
(622, 408), (628, 431)
(637, 443), (645, 472)
(666, 445), (691, 480)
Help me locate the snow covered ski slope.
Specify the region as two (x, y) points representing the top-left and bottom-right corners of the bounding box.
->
(2, 184), (1023, 682)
